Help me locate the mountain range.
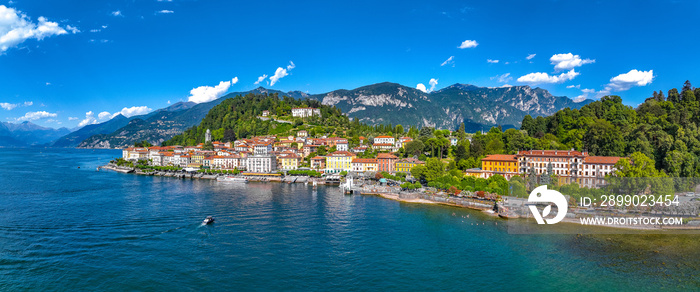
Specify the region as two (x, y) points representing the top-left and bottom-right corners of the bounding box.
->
(42, 82), (592, 148)
(0, 121), (71, 147)
(305, 82), (592, 131)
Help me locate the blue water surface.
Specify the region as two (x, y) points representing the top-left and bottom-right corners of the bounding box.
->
(0, 148), (697, 291)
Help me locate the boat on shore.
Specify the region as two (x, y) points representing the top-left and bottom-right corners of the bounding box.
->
(217, 176), (248, 183)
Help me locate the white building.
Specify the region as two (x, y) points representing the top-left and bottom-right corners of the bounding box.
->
(246, 154), (277, 173)
(373, 135), (395, 145)
(212, 155), (244, 170)
(291, 107), (321, 118)
(579, 156), (621, 188)
(149, 152), (163, 166)
(122, 147), (148, 161)
(254, 143), (273, 155)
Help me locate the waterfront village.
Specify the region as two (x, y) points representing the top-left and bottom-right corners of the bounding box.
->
(107, 106), (700, 226)
(116, 107), (623, 192)
(120, 130), (622, 189)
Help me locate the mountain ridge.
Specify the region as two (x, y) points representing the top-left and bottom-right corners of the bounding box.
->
(0, 121), (71, 147)
(63, 82), (592, 148)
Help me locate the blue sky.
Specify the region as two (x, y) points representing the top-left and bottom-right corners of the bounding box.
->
(1, 0), (699, 128)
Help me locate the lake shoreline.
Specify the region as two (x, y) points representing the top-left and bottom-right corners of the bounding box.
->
(100, 163), (700, 231)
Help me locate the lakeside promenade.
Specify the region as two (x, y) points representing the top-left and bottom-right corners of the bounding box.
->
(101, 163), (700, 231)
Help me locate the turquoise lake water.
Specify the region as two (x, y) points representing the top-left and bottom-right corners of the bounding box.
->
(0, 148), (698, 291)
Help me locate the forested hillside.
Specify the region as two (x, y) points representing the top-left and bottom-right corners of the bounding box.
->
(163, 93), (350, 145)
(520, 81), (700, 177)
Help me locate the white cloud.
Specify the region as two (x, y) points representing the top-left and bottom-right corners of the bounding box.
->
(440, 56), (454, 67)
(78, 111), (96, 127)
(491, 73), (512, 83)
(98, 111), (111, 120)
(65, 25), (79, 34)
(566, 84), (580, 89)
(0, 5), (79, 53)
(269, 61), (295, 86)
(487, 59), (499, 64)
(516, 69), (579, 84)
(417, 78), (438, 93)
(90, 29), (101, 33)
(254, 74), (268, 85)
(595, 69), (654, 97)
(428, 78), (438, 92)
(573, 88), (596, 102)
(607, 69), (654, 91)
(0, 102), (17, 110)
(113, 106), (152, 118)
(15, 110), (57, 122)
(111, 10), (123, 17)
(77, 106), (153, 126)
(187, 79), (236, 103)
(550, 53), (595, 71)
(157, 10), (174, 14)
(1, 101), (32, 110)
(526, 54), (536, 60)
(458, 39), (478, 49)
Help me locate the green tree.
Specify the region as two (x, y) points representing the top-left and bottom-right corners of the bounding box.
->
(614, 152), (665, 177)
(424, 158), (445, 182)
(134, 140), (152, 147)
(454, 143), (469, 162)
(405, 140), (425, 157)
(668, 88), (681, 103)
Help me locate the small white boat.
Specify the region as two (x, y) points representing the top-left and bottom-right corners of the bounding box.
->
(217, 176), (248, 183)
(202, 216), (215, 225)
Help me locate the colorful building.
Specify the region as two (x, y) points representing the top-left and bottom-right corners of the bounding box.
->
(377, 153), (398, 173)
(351, 158), (378, 173)
(481, 154), (519, 179)
(395, 157), (424, 173)
(325, 151), (356, 173)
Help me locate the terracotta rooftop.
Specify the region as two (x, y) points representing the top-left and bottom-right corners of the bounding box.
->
(482, 154), (517, 161)
(584, 156), (622, 164)
(352, 158), (377, 163)
(517, 150), (585, 157)
(377, 153), (398, 159)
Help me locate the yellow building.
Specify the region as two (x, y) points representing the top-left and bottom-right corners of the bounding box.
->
(351, 158), (378, 173)
(278, 154), (301, 170)
(325, 151), (356, 173)
(395, 158), (424, 173)
(191, 153), (206, 165)
(481, 154), (519, 179)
